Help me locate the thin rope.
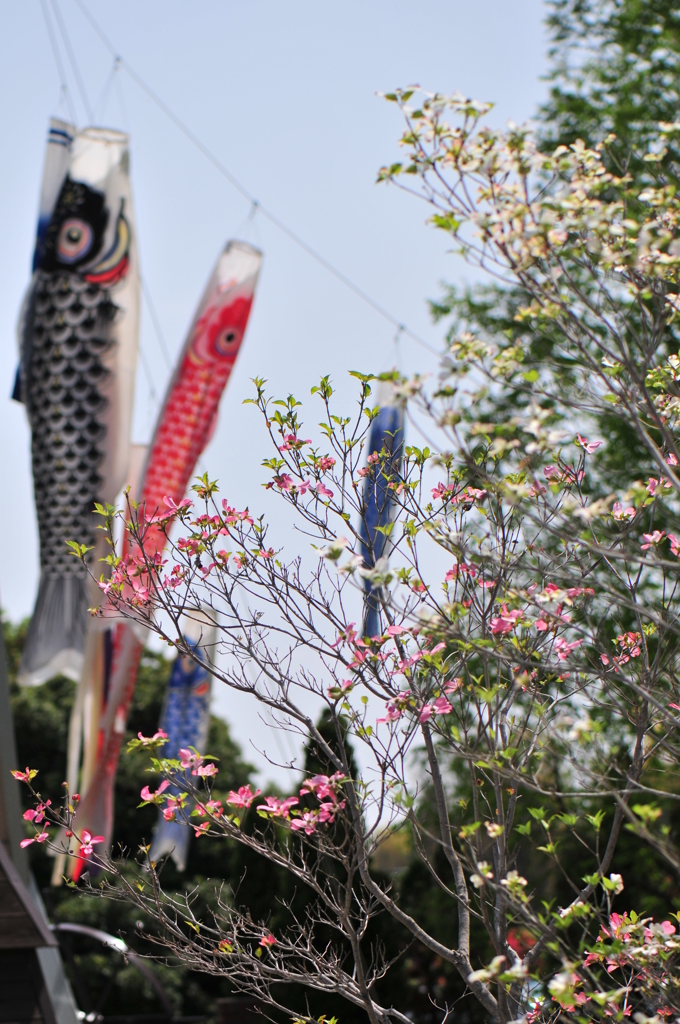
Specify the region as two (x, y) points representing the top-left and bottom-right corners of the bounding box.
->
(71, 0), (439, 358)
(50, 0), (94, 123)
(39, 0), (78, 125)
(137, 342), (158, 404)
(93, 55), (118, 123)
(393, 324), (404, 373)
(141, 276), (173, 371)
(113, 58), (131, 133)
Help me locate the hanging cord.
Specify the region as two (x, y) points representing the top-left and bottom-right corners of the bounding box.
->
(71, 0), (439, 358)
(39, 0), (78, 125)
(137, 344), (158, 405)
(141, 276), (173, 372)
(50, 0), (94, 123)
(113, 57), (131, 132)
(233, 199), (263, 247)
(93, 55), (119, 124)
(393, 324), (404, 373)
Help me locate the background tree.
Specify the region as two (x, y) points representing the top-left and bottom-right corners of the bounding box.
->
(15, 6), (680, 1023)
(6, 618), (257, 1020)
(32, 96), (680, 1018)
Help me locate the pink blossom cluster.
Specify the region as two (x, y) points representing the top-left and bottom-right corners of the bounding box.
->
(270, 474), (333, 499)
(574, 912), (679, 1019)
(278, 433), (311, 452)
(575, 434), (603, 453)
(99, 549), (167, 606)
(647, 476), (672, 495)
(331, 621), (413, 671)
(601, 631), (642, 671)
(431, 482), (487, 505)
(139, 766), (348, 839)
(612, 502), (635, 520)
(143, 494), (193, 526)
(178, 748), (218, 777)
(490, 605), (523, 634)
(378, 679), (462, 727)
(445, 561), (477, 580)
(252, 774), (347, 835)
(544, 464), (584, 486)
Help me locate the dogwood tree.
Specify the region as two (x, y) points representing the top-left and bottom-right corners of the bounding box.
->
(17, 94), (680, 1024)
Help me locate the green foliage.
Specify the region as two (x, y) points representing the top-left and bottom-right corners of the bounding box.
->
(541, 0), (680, 171)
(5, 617), (255, 1019)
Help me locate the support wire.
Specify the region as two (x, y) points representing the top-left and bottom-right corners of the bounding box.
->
(39, 0), (78, 125)
(50, 0), (94, 123)
(71, 0), (439, 358)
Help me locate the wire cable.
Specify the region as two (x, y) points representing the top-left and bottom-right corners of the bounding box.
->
(141, 276), (173, 371)
(71, 0), (439, 357)
(137, 342), (158, 404)
(50, 0), (94, 123)
(39, 0), (78, 125)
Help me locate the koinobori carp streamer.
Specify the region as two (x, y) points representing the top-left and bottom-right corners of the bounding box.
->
(68, 241), (262, 873)
(17, 118), (139, 687)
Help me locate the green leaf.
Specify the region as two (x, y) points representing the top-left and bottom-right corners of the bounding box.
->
(528, 807), (546, 820)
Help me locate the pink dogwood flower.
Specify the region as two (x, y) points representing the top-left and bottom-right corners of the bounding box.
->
(140, 780), (170, 804)
(641, 530), (665, 550)
(377, 701), (402, 724)
(490, 605), (523, 634)
(23, 800), (50, 824)
(278, 434), (311, 452)
(163, 495), (193, 513)
(576, 434), (603, 453)
(272, 473), (294, 491)
(433, 696), (453, 715)
(136, 729), (168, 745)
(290, 812), (319, 834)
(226, 785), (262, 809)
(259, 795), (299, 818)
(554, 638), (583, 661)
(179, 748), (203, 769)
(79, 831), (105, 858)
(300, 774), (344, 800)
(612, 502), (635, 520)
(21, 831), (50, 848)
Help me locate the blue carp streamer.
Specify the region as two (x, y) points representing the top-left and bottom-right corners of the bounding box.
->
(149, 641), (213, 871)
(359, 396), (405, 639)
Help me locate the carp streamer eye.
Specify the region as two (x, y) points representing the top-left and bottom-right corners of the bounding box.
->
(214, 327), (241, 355)
(57, 218), (94, 263)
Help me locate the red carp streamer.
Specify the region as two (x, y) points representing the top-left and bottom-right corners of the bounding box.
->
(69, 242), (262, 873)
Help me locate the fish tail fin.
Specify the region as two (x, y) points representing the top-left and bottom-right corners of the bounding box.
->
(362, 594), (381, 641)
(150, 814), (190, 872)
(18, 574), (88, 686)
(67, 770), (113, 882)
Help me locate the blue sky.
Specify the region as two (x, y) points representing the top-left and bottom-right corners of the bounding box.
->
(1, 0), (549, 775)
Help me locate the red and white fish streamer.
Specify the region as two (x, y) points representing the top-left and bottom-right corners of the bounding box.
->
(69, 241), (262, 873)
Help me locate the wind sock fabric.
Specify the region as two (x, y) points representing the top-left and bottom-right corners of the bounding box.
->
(149, 635), (215, 871)
(359, 384), (405, 639)
(69, 241), (262, 875)
(17, 119), (139, 687)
